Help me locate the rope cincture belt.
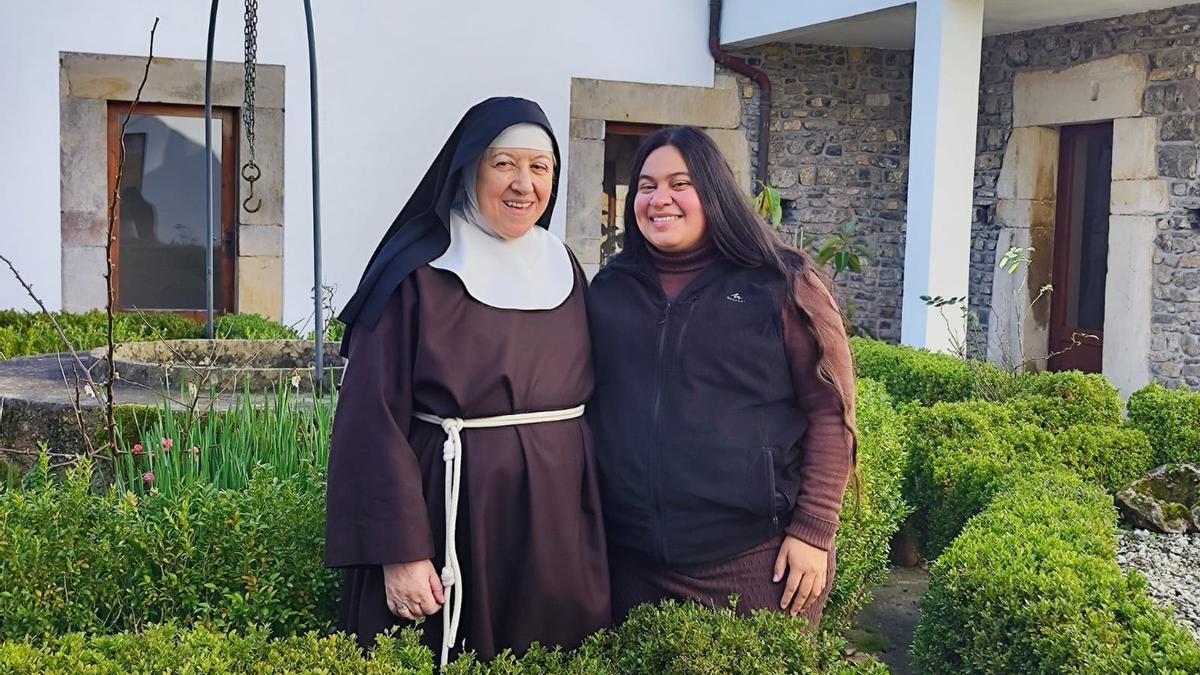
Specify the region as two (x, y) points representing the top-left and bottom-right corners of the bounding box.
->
(412, 404), (585, 667)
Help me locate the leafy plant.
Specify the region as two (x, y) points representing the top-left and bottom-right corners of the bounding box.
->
(752, 181), (782, 227)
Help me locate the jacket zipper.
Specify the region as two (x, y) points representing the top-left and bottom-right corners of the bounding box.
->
(766, 448), (779, 528)
(649, 301), (672, 562)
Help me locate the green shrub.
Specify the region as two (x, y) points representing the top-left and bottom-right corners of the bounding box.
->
(822, 378), (911, 632)
(850, 338), (981, 405)
(1052, 424), (1154, 491)
(913, 470), (1200, 674)
(213, 312), (299, 340)
(0, 624), (433, 674)
(903, 399), (1152, 556)
(1128, 382), (1200, 465)
(0, 310), (202, 360)
(1009, 370), (1123, 428)
(0, 310), (300, 360)
(0, 604), (884, 675)
(0, 458), (336, 640)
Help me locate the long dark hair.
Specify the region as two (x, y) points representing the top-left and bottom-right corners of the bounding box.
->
(622, 126), (860, 493)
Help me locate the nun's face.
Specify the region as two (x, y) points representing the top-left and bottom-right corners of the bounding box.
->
(476, 148), (555, 239)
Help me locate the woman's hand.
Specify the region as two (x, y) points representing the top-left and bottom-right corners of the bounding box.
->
(382, 560), (445, 621)
(773, 535), (828, 617)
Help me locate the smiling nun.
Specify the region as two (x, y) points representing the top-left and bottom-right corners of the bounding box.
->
(326, 97), (610, 665)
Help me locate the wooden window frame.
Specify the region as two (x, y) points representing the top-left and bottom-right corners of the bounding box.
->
(106, 102), (238, 321)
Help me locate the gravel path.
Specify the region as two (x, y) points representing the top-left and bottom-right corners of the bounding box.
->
(1116, 529), (1200, 640)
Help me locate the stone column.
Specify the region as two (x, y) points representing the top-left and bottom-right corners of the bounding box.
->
(565, 119), (605, 279)
(900, 0), (985, 352)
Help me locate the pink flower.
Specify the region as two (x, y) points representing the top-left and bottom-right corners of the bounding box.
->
(132, 443), (143, 455)
(143, 471), (155, 484)
(161, 437), (173, 450)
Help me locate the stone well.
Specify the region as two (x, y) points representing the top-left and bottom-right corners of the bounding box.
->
(97, 340), (344, 393)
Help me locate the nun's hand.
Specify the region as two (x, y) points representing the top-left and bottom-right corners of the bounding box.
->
(773, 535), (828, 618)
(382, 560), (445, 621)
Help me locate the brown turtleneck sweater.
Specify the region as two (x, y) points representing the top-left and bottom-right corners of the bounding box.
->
(644, 239), (853, 552)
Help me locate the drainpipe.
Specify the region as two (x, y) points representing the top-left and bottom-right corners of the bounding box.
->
(708, 0), (771, 191)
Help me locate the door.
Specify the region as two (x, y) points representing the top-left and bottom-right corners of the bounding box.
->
(1048, 122), (1111, 373)
(107, 102), (237, 319)
(601, 122), (660, 267)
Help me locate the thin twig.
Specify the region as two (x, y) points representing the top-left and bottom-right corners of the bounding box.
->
(105, 17), (160, 458)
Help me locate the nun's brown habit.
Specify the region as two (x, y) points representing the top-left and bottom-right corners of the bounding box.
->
(327, 98), (610, 660)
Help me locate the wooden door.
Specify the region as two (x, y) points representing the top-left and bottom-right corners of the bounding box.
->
(1048, 123), (1111, 372)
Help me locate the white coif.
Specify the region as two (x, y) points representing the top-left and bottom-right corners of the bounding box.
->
(412, 404), (586, 667)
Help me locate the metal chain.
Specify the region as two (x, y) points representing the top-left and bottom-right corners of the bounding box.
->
(242, 0), (258, 164)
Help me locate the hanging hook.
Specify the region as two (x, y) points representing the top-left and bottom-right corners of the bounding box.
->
(241, 162), (262, 213)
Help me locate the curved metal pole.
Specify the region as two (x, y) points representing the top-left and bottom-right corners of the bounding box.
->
(204, 0), (219, 339)
(304, 0), (325, 394)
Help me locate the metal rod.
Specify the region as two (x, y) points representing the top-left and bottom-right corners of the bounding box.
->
(204, 0), (219, 339)
(304, 0), (325, 394)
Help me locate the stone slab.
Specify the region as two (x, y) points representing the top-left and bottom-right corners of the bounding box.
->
(1113, 117), (1159, 180)
(61, 52), (284, 108)
(238, 225), (283, 258)
(61, 246), (109, 312)
(997, 127), (1058, 201)
(236, 256), (283, 321)
(1111, 179), (1169, 215)
(1014, 54), (1148, 127)
(570, 77), (742, 129)
(1104, 215), (1155, 399)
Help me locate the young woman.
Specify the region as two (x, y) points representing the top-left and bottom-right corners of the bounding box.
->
(328, 97), (609, 665)
(587, 126), (855, 628)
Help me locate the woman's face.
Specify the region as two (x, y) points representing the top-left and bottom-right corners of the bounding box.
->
(634, 145), (707, 253)
(476, 147), (555, 239)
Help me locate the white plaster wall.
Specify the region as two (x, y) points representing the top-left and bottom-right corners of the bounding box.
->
(0, 0), (714, 327)
(719, 0), (913, 47)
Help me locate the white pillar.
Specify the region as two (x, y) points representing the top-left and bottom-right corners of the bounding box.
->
(900, 0), (985, 352)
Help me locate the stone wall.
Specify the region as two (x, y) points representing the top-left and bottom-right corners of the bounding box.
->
(728, 45), (913, 343)
(973, 5), (1200, 386)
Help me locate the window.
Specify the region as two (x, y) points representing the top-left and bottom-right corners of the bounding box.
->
(107, 102), (237, 316)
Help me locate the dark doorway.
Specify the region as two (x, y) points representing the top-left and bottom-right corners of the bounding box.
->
(601, 122), (660, 267)
(1048, 122), (1111, 373)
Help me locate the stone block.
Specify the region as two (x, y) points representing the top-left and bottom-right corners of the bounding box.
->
(238, 225), (283, 258)
(59, 97), (108, 213)
(61, 52), (284, 108)
(995, 198), (1055, 231)
(997, 127), (1058, 200)
(569, 118), (604, 141)
(61, 210), (108, 247)
(236, 256), (283, 321)
(705, 128), (752, 192)
(570, 77), (742, 129)
(1103, 215), (1155, 399)
(61, 246), (108, 312)
(1111, 179), (1169, 215)
(239, 107), (284, 226)
(566, 236), (602, 265)
(1113, 117), (1159, 180)
(564, 137), (605, 244)
(1013, 54), (1148, 127)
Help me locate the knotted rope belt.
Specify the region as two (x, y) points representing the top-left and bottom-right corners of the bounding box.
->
(412, 404), (585, 667)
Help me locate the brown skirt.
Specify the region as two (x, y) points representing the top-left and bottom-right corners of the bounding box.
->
(609, 536), (836, 629)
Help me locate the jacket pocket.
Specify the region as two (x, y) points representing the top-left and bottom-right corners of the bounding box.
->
(762, 447), (779, 525)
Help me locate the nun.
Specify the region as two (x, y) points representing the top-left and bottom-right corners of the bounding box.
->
(326, 97), (610, 665)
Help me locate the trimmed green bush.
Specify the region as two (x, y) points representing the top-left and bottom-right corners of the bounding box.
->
(914, 470), (1200, 674)
(822, 378), (911, 632)
(0, 310), (299, 360)
(903, 399), (1155, 555)
(0, 604), (886, 675)
(850, 337), (980, 405)
(0, 624), (433, 674)
(213, 312), (300, 340)
(0, 458), (336, 640)
(1128, 382), (1200, 465)
(1009, 370), (1123, 428)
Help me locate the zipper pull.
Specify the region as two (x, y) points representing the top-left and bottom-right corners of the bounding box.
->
(658, 303), (672, 325)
